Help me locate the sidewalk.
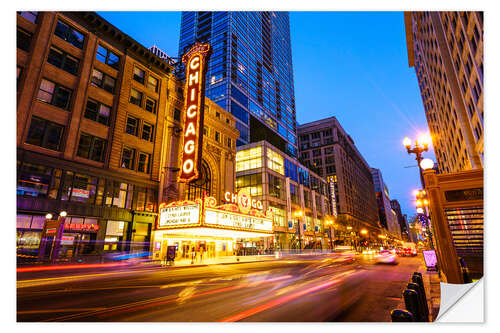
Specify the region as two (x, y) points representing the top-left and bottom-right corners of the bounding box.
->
(394, 261), (441, 321)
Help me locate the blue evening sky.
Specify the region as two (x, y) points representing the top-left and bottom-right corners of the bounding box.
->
(98, 11), (433, 217)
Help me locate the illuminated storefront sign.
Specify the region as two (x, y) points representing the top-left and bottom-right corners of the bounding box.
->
(205, 209), (273, 233)
(158, 204), (201, 228)
(178, 42), (212, 183)
(327, 176), (338, 217)
(63, 223), (99, 232)
(224, 189), (263, 213)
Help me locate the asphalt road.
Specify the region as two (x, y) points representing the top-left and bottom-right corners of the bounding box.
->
(17, 253), (424, 322)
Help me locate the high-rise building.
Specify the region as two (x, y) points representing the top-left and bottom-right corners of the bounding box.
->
(390, 199), (410, 241)
(371, 168), (400, 238)
(178, 11), (297, 157)
(404, 12), (483, 173)
(297, 117), (381, 235)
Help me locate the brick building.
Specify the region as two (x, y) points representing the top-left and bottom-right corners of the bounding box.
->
(16, 11), (239, 260)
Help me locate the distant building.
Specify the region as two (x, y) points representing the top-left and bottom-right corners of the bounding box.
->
(390, 200), (410, 241)
(148, 44), (176, 65)
(371, 168), (400, 238)
(404, 12), (483, 172)
(297, 117), (381, 235)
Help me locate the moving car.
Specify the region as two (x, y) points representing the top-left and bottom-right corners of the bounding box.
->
(375, 250), (398, 264)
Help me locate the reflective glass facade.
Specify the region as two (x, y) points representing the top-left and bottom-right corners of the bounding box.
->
(179, 11), (297, 157)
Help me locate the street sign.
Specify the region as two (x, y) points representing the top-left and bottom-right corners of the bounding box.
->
(422, 250), (438, 270)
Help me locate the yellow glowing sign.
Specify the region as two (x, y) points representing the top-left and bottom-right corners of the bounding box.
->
(178, 42), (212, 183)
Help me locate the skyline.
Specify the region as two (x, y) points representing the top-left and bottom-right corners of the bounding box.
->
(98, 11), (434, 218)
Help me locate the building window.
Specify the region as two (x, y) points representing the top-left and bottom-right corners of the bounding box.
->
(142, 122), (154, 142)
(84, 99), (111, 126)
(95, 45), (120, 69)
(77, 133), (107, 162)
(267, 147), (284, 175)
(18, 11), (38, 23)
(125, 116), (139, 136)
(130, 88), (143, 107)
(268, 174), (284, 199)
(236, 146), (262, 171)
(25, 116), (64, 151)
(121, 147), (136, 170)
(17, 28), (32, 52)
(145, 97), (157, 114)
(174, 108), (181, 121)
(133, 67), (145, 84)
(311, 132), (320, 140)
(216, 112), (220, 119)
(54, 20), (84, 49)
(47, 46), (79, 75)
(215, 131), (220, 142)
(91, 69), (116, 94)
(227, 138), (232, 148)
(236, 173), (263, 196)
(147, 76), (159, 92)
(137, 152), (151, 173)
(37, 79), (72, 110)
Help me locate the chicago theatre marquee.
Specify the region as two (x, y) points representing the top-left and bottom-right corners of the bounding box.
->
(153, 43), (272, 259)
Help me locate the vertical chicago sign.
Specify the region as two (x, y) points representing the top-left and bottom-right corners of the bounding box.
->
(178, 43), (212, 183)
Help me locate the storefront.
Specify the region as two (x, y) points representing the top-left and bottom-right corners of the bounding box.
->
(152, 193), (274, 261)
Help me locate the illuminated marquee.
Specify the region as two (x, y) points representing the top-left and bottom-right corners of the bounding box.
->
(158, 204), (201, 228)
(205, 209), (273, 233)
(178, 42), (212, 183)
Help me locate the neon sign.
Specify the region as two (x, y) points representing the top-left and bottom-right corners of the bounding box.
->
(224, 189), (263, 213)
(178, 42), (212, 183)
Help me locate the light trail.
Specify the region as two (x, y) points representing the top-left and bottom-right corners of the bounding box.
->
(220, 278), (341, 322)
(17, 262), (130, 273)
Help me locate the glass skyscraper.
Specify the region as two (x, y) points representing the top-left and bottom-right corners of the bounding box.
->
(179, 11), (297, 157)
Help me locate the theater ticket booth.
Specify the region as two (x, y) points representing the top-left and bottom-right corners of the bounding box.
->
(152, 194), (274, 261)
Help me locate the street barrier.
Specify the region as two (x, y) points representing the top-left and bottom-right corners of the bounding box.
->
(390, 309), (414, 322)
(412, 272), (430, 319)
(390, 272), (431, 322)
(406, 282), (428, 321)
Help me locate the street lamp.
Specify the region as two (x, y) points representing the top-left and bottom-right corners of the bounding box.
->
(45, 213), (53, 220)
(59, 211), (67, 217)
(325, 219), (335, 251)
(420, 158), (435, 171)
(360, 229), (368, 235)
(403, 134), (431, 188)
(293, 210), (303, 252)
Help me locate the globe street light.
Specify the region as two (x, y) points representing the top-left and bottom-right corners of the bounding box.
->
(420, 158), (435, 171)
(45, 213), (53, 220)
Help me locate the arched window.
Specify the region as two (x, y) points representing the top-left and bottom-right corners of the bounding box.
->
(186, 160), (211, 200)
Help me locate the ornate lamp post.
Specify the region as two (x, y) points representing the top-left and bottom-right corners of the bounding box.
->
(403, 134), (431, 188)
